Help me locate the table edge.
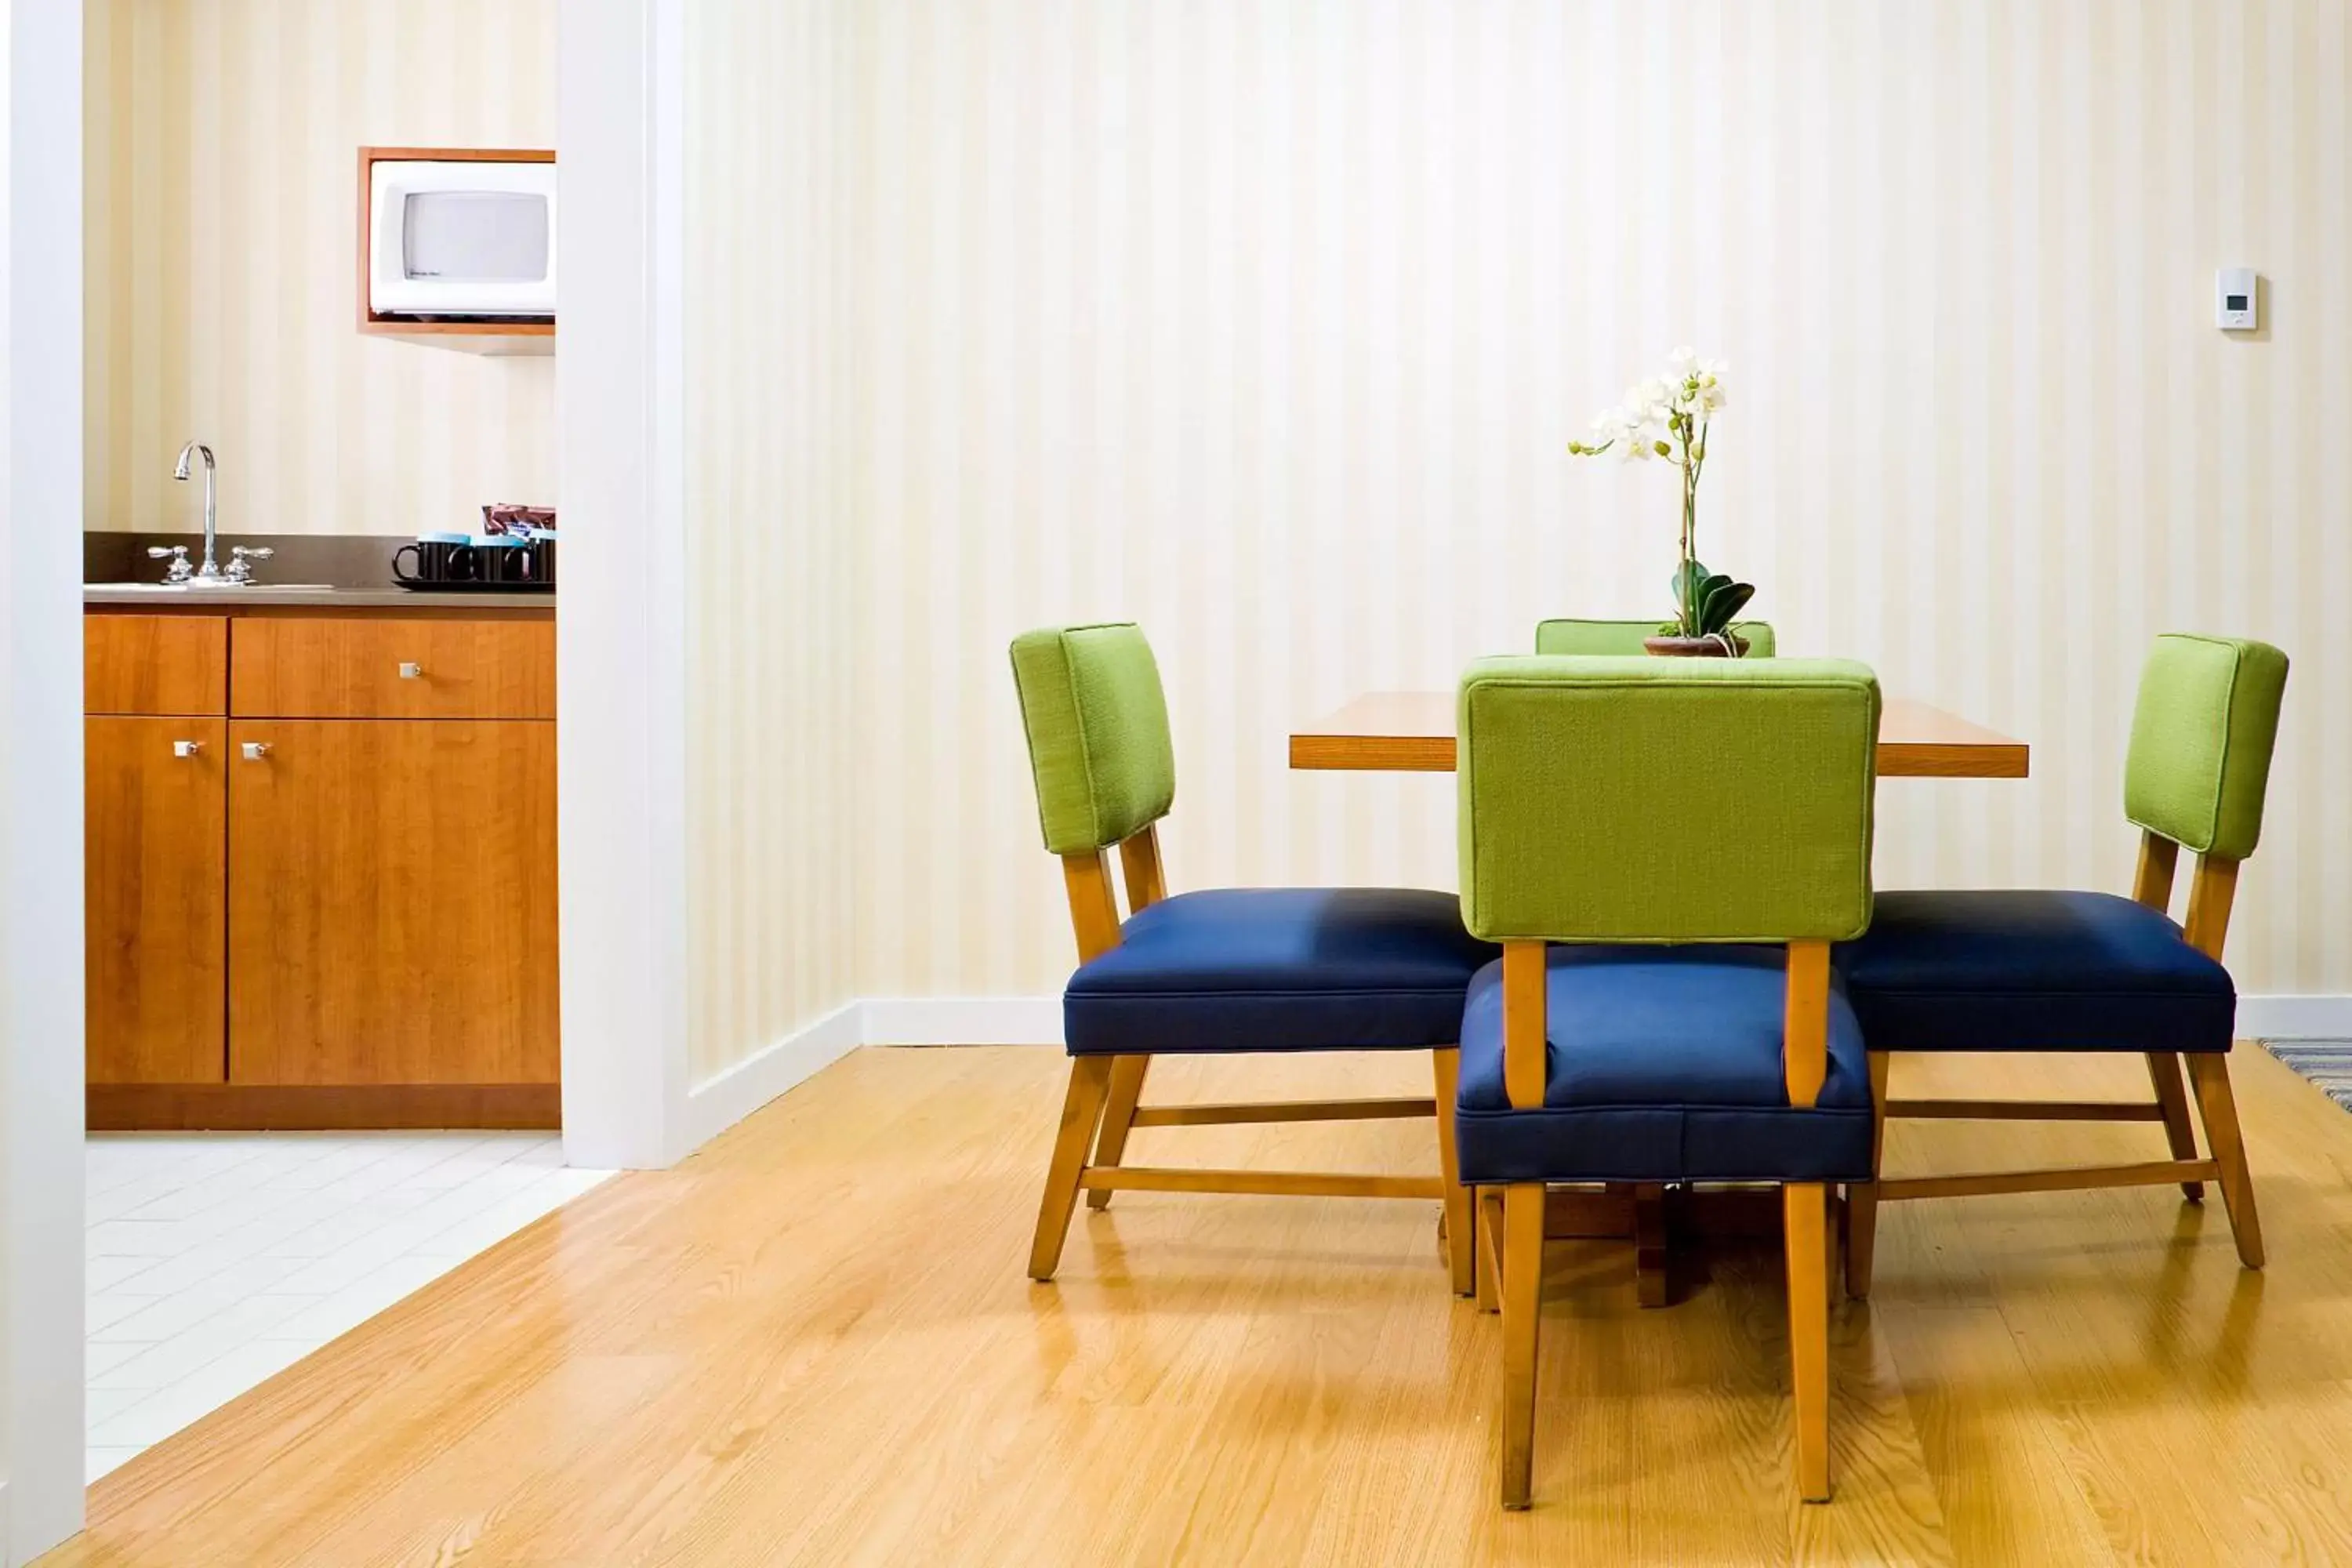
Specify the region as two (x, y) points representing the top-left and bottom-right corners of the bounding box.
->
(1287, 735), (2031, 779)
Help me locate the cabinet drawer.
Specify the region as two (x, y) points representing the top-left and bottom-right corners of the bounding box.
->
(231, 617), (554, 719)
(86, 614), (229, 715)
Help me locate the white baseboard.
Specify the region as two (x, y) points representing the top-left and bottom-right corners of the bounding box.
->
(681, 1000), (865, 1153)
(2239, 995), (2352, 1041)
(860, 995), (1062, 1047)
(676, 996), (1058, 1156)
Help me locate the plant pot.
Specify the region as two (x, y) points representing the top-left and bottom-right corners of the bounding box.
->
(1643, 633), (1749, 659)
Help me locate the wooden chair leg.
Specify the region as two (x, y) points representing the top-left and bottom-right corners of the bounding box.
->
(2146, 1051), (2206, 1203)
(1846, 1050), (1890, 1299)
(2184, 1053), (2264, 1269)
(1028, 1057), (1115, 1282)
(1633, 1183), (1670, 1308)
(1785, 1181), (1831, 1502)
(1431, 1048), (1475, 1295)
(1476, 1188), (1504, 1313)
(1827, 1189), (1846, 1308)
(1084, 1055), (1152, 1210)
(1499, 1182), (1547, 1510)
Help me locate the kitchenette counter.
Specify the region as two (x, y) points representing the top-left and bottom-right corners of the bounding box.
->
(84, 584), (555, 610)
(84, 532), (554, 612)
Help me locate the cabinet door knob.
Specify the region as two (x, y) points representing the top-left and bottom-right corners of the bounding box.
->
(398, 662), (424, 680)
(241, 742), (272, 760)
(172, 739), (203, 758)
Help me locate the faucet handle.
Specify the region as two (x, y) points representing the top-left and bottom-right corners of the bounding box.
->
(147, 545), (192, 583)
(227, 545), (274, 583)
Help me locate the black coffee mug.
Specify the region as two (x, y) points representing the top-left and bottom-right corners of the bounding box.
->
(474, 539), (534, 583)
(393, 532), (474, 584)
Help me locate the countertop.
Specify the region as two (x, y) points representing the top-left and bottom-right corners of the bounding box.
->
(84, 584), (556, 609)
(83, 533), (554, 611)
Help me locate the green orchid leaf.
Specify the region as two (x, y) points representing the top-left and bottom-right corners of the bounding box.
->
(1690, 573), (1733, 630)
(1669, 559), (1711, 612)
(1698, 579), (1756, 634)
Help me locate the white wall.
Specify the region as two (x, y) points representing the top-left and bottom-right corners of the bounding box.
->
(586, 1), (2352, 1171)
(83, 0), (557, 539)
(681, 0), (865, 1087)
(556, 0), (695, 1167)
(849, 0), (2352, 1004)
(564, 0), (873, 1165)
(2, 0), (87, 1555)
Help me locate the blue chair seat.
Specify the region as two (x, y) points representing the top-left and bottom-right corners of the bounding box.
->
(1063, 887), (1497, 1055)
(1835, 890), (2236, 1055)
(1454, 947), (1876, 1185)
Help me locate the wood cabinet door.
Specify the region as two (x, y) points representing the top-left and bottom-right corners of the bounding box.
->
(87, 717), (228, 1083)
(87, 614), (229, 715)
(227, 720), (559, 1086)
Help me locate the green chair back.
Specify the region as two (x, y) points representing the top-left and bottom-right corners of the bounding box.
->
(1536, 618), (1777, 658)
(1009, 622), (1177, 855)
(1457, 656), (1879, 943)
(2123, 633), (2288, 862)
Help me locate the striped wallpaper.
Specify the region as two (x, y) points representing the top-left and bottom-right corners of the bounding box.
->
(850, 0), (2350, 1007)
(84, 0), (556, 539)
(691, 0), (2349, 1077)
(682, 0), (864, 1081)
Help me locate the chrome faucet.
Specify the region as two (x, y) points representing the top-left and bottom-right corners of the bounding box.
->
(155, 441), (269, 586)
(170, 441), (222, 581)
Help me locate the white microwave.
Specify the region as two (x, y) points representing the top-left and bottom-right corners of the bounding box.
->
(366, 152), (556, 320)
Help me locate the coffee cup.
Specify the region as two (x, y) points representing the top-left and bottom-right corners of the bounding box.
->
(393, 532), (473, 584)
(517, 527), (556, 586)
(470, 534), (535, 584)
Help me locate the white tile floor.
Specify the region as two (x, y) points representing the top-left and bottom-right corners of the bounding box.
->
(86, 1131), (612, 1483)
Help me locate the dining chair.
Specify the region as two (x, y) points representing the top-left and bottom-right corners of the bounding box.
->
(1838, 633), (2288, 1295)
(1532, 622), (1780, 1293)
(1534, 617), (1777, 656)
(1012, 622), (1497, 1289)
(1454, 655), (1882, 1507)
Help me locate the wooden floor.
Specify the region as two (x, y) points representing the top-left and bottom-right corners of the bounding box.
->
(44, 1044), (2352, 1566)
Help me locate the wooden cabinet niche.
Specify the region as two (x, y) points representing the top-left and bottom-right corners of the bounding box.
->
(83, 608), (559, 1130)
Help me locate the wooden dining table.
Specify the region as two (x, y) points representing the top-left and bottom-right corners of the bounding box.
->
(1287, 685), (2031, 1304)
(1290, 691), (2030, 779)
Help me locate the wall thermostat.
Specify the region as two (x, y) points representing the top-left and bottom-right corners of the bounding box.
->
(2216, 268), (2258, 331)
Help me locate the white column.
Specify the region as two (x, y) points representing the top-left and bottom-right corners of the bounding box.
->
(556, 0), (695, 1167)
(1, 0), (87, 1557)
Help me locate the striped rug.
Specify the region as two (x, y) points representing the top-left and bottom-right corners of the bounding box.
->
(2259, 1040), (2352, 1113)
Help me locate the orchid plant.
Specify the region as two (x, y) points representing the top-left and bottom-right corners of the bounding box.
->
(1568, 348), (1753, 652)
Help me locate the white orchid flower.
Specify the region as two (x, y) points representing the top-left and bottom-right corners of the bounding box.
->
(1568, 350), (1728, 489)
